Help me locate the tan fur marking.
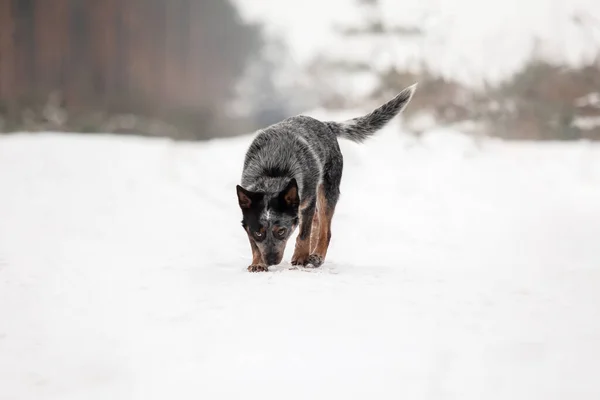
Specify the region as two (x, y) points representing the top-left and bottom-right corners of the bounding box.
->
(291, 233), (311, 265)
(284, 185), (298, 206)
(246, 229), (264, 267)
(299, 197), (311, 210)
(313, 184), (333, 259)
(251, 241), (262, 265)
(310, 208), (320, 252)
(291, 198), (314, 265)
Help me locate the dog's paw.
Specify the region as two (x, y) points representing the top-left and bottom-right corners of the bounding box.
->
(247, 264), (268, 272)
(291, 253), (309, 266)
(305, 254), (324, 268)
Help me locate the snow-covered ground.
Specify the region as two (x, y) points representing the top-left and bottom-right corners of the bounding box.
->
(1, 123), (600, 399)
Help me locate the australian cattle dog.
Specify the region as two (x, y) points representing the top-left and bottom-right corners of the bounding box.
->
(236, 84), (417, 272)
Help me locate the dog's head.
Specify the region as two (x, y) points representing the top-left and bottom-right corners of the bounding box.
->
(236, 179), (300, 266)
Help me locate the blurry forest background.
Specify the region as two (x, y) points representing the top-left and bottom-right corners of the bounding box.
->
(0, 0), (599, 140)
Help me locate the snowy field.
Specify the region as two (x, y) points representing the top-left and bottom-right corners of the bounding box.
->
(1, 123), (600, 399)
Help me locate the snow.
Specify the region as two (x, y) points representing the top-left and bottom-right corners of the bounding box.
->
(574, 116), (600, 130)
(1, 125), (600, 399)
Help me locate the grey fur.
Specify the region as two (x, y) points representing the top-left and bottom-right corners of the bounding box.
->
(326, 84), (417, 143)
(237, 83), (417, 271)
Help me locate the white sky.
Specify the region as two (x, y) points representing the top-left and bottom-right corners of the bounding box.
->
(234, 0), (600, 83)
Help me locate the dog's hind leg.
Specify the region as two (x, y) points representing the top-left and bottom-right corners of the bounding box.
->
(305, 186), (335, 268)
(310, 206), (320, 252)
(291, 199), (316, 266)
(306, 156), (342, 268)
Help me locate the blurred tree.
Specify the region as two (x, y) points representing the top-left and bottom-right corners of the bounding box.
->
(308, 0), (428, 108)
(308, 0), (472, 134)
(231, 38), (291, 129)
(0, 0), (263, 139)
(486, 57), (600, 140)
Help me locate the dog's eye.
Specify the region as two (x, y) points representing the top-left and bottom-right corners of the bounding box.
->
(276, 228), (287, 238)
(253, 231), (263, 239)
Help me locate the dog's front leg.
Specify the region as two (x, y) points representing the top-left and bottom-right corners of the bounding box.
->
(291, 200), (316, 266)
(247, 236), (268, 272)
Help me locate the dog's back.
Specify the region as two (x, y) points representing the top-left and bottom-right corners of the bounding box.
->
(241, 83), (416, 198)
(241, 116), (335, 198)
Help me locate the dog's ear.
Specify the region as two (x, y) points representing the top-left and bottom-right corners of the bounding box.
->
(280, 178), (299, 208)
(236, 185), (256, 209)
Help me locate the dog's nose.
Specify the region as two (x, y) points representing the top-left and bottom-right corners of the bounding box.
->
(266, 253), (280, 266)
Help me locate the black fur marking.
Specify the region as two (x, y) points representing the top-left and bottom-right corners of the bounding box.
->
(237, 187), (266, 234)
(262, 165), (291, 178)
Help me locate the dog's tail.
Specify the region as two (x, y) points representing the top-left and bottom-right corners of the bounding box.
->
(326, 83), (417, 143)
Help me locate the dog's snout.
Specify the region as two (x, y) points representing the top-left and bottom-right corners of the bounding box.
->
(265, 253), (281, 266)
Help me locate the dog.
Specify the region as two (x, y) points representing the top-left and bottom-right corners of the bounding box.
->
(236, 84), (416, 272)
